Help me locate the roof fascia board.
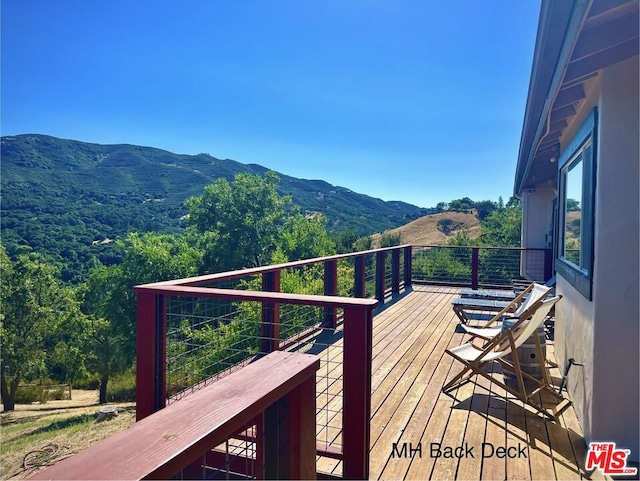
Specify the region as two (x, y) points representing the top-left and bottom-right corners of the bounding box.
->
(514, 0), (592, 195)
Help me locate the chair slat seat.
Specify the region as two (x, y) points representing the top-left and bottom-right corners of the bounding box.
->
(443, 296), (571, 421)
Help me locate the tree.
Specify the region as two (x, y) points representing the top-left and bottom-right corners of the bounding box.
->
(83, 232), (202, 403)
(380, 232), (402, 248)
(278, 212), (335, 261)
(478, 205), (522, 247)
(475, 200), (498, 220)
(0, 247), (72, 411)
(449, 197), (475, 211)
(436, 202), (448, 213)
(49, 287), (91, 399)
(186, 172), (290, 272)
(354, 236), (373, 252)
(566, 198), (581, 211)
(333, 228), (360, 254)
(437, 218), (455, 235)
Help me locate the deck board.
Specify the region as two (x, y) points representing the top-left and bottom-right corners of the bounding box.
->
(365, 285), (596, 481)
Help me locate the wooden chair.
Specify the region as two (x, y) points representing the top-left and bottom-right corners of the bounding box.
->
(460, 282), (553, 339)
(443, 296), (571, 421)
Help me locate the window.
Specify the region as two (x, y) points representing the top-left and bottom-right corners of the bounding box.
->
(557, 108), (597, 300)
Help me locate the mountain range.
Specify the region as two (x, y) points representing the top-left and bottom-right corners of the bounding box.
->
(1, 134), (428, 281)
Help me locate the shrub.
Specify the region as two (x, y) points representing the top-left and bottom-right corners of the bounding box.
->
(49, 388), (66, 400)
(74, 375), (100, 390)
(380, 232), (402, 248)
(106, 371), (136, 402)
(437, 218), (455, 234)
(15, 385), (48, 404)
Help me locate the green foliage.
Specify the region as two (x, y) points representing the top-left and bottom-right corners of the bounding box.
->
(566, 198), (581, 211)
(14, 384), (66, 404)
(478, 205), (522, 247)
(437, 218), (455, 235)
(380, 232), (402, 248)
(14, 385), (47, 404)
(82, 232), (201, 403)
(186, 172), (290, 272)
(448, 197), (475, 211)
(0, 246), (84, 411)
(412, 248), (471, 283)
(475, 200), (498, 220)
(105, 370), (136, 403)
(354, 236), (373, 252)
(414, 199), (523, 285)
(333, 228), (360, 254)
(447, 230), (475, 246)
(2, 134), (426, 282)
(279, 213), (336, 261)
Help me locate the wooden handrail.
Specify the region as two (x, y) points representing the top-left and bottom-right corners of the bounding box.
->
(137, 244), (413, 288)
(412, 244), (550, 251)
(29, 351), (320, 481)
(134, 244), (410, 479)
(133, 284), (379, 310)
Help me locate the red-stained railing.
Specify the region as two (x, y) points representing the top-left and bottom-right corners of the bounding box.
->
(30, 351), (320, 480)
(135, 245), (412, 480)
(411, 245), (552, 288)
(133, 244), (550, 479)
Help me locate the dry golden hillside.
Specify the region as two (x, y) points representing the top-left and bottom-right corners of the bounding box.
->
(370, 211), (480, 247)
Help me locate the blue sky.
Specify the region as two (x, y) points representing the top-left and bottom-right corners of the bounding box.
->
(2, 1), (540, 208)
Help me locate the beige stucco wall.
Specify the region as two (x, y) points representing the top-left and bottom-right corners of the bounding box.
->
(554, 55), (639, 461)
(520, 187), (555, 280)
(553, 69), (601, 453)
(590, 55), (639, 459)
(555, 275), (595, 443)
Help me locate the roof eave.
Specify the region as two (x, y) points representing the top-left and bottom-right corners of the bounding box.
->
(514, 0), (589, 196)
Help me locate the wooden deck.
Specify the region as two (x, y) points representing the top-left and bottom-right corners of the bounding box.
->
(320, 285), (608, 480)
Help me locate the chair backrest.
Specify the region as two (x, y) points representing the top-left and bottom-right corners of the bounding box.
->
(496, 295), (560, 356)
(513, 283), (553, 316)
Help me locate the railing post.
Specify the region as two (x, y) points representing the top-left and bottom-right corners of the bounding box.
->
(261, 271), (281, 352)
(471, 247), (479, 289)
(403, 246), (412, 289)
(323, 259), (338, 328)
(354, 255), (366, 298)
(287, 375), (317, 479)
(135, 289), (166, 421)
(375, 251), (386, 304)
(343, 307), (373, 480)
(391, 249), (400, 296)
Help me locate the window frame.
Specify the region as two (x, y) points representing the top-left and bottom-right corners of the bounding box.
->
(556, 107), (597, 300)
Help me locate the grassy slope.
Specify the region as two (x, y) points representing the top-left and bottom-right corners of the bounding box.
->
(370, 211), (481, 247)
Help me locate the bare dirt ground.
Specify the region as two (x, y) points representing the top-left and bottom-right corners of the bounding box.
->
(371, 211), (481, 247)
(1, 390), (135, 480)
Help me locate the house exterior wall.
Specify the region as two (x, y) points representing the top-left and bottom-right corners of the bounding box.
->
(521, 187), (555, 280)
(554, 73), (601, 441)
(590, 55), (639, 459)
(554, 55), (639, 461)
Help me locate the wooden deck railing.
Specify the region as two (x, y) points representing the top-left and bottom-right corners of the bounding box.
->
(29, 351), (320, 480)
(130, 244), (550, 480)
(411, 245), (552, 288)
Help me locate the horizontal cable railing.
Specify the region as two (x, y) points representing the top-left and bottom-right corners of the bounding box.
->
(411, 245), (552, 288)
(135, 245), (412, 480)
(133, 243), (549, 479)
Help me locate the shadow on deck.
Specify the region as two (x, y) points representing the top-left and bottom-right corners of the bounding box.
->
(359, 285), (605, 481)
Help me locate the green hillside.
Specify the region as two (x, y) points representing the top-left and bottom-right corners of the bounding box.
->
(1, 134), (426, 281)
